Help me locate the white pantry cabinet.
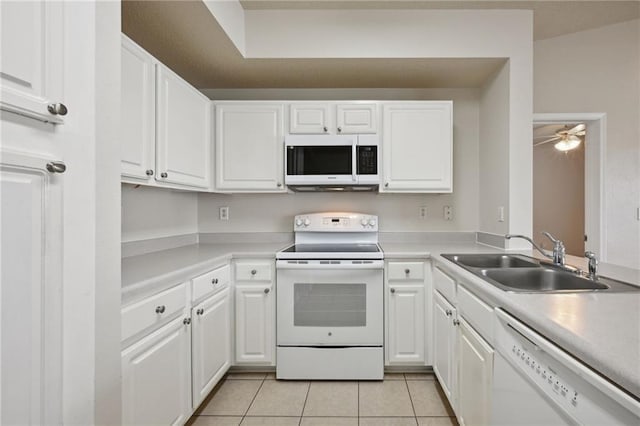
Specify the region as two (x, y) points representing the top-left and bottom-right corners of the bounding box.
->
(121, 315), (192, 426)
(234, 260), (276, 364)
(1, 151), (64, 425)
(215, 103), (285, 192)
(289, 102), (378, 134)
(121, 35), (211, 190)
(433, 290), (457, 409)
(191, 287), (231, 409)
(381, 102), (453, 192)
(385, 261), (426, 365)
(0, 1), (66, 124)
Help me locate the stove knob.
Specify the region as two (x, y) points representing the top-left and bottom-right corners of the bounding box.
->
(361, 218), (369, 227)
(295, 218), (303, 227)
(369, 219), (376, 227)
(303, 218), (311, 227)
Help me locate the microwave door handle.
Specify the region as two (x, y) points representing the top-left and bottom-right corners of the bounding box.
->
(352, 143), (357, 182)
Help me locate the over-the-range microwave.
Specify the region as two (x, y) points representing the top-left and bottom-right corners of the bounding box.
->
(284, 134), (380, 191)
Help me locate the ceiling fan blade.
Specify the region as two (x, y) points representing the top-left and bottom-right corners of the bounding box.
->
(534, 136), (560, 146)
(568, 123), (586, 134)
(575, 130), (586, 136)
(533, 134), (558, 139)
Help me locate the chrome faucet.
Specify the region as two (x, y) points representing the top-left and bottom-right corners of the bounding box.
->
(505, 232), (566, 266)
(585, 251), (598, 280)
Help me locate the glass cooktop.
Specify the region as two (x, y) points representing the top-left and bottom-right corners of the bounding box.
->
(281, 243), (381, 253)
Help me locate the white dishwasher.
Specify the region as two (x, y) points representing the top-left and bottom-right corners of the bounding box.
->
(492, 309), (640, 426)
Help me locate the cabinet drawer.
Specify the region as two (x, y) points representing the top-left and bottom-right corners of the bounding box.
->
(192, 264), (230, 302)
(235, 261), (272, 281)
(122, 282), (187, 342)
(458, 284), (494, 344)
(387, 262), (424, 281)
(433, 265), (456, 303)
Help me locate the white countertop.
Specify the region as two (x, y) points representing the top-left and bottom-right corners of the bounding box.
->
(122, 239), (640, 398)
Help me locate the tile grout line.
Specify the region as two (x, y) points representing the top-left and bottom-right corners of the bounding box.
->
(357, 381), (360, 426)
(403, 374), (420, 425)
(240, 376), (267, 425)
(298, 381), (311, 426)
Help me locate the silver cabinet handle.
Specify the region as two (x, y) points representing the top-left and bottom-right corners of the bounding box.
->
(46, 161), (66, 174)
(264, 288), (270, 294)
(453, 319), (460, 326)
(445, 309), (452, 317)
(155, 305), (166, 314)
(337, 127), (342, 133)
(196, 308), (204, 316)
(251, 269), (257, 276)
(160, 172), (168, 178)
(323, 126), (328, 132)
(390, 288), (396, 293)
(183, 318), (191, 325)
(145, 169), (154, 176)
(404, 268), (410, 274)
(47, 103), (68, 116)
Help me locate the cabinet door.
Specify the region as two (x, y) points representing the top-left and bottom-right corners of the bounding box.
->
(192, 288), (231, 409)
(156, 65), (211, 189)
(289, 103), (331, 134)
(121, 35), (155, 180)
(381, 102), (452, 192)
(215, 103), (285, 191)
(0, 1), (65, 124)
(122, 315), (191, 426)
(387, 283), (425, 364)
(235, 284), (274, 364)
(1, 152), (63, 425)
(433, 291), (456, 406)
(336, 103), (377, 134)
(458, 318), (494, 426)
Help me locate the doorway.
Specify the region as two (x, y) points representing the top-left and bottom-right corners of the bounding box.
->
(532, 113), (606, 260)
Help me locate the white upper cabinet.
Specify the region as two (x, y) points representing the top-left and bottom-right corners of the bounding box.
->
(121, 35), (155, 180)
(289, 102), (378, 134)
(381, 102), (453, 192)
(156, 65), (211, 189)
(0, 1), (66, 124)
(215, 103), (285, 192)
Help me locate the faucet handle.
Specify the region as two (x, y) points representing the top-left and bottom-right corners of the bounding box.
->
(542, 231), (560, 243)
(585, 251), (597, 260)
(585, 251), (598, 277)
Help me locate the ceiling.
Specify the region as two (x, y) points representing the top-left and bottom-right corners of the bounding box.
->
(122, 1), (639, 91)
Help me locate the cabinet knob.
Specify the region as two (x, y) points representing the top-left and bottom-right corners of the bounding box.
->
(404, 268), (410, 274)
(155, 305), (166, 314)
(277, 182), (282, 187)
(183, 318), (191, 325)
(196, 308), (204, 316)
(160, 172), (168, 178)
(46, 161), (66, 174)
(264, 288), (270, 294)
(453, 319), (460, 326)
(47, 102), (68, 116)
(323, 126), (328, 132)
(212, 278), (218, 284)
(337, 127), (342, 133)
(390, 288), (396, 293)
(445, 309), (452, 317)
(251, 269), (257, 276)
(384, 182), (389, 188)
(145, 169), (154, 176)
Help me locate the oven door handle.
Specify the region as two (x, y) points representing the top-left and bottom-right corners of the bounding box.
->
(276, 260), (384, 270)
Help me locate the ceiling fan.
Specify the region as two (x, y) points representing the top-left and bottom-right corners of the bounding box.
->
(534, 123), (586, 151)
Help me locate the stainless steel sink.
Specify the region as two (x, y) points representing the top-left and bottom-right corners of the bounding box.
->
(443, 254), (540, 269)
(481, 268), (609, 292)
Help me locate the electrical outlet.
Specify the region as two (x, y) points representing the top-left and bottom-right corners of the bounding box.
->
(443, 205), (453, 221)
(219, 206), (229, 221)
(419, 206), (427, 219)
(498, 206), (505, 222)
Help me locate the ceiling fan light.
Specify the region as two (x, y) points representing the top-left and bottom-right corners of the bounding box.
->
(554, 135), (581, 152)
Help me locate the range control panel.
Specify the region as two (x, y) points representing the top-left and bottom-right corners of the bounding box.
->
(294, 212), (378, 232)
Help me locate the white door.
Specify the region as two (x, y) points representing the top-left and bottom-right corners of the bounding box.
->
(336, 103), (378, 134)
(289, 103), (331, 134)
(192, 288), (231, 408)
(381, 102), (453, 192)
(0, 1), (65, 124)
(1, 152), (63, 425)
(121, 35), (155, 180)
(156, 64), (211, 188)
(215, 103), (285, 191)
(433, 291), (456, 406)
(122, 315), (191, 426)
(458, 318), (494, 426)
(387, 283), (425, 364)
(235, 284), (274, 364)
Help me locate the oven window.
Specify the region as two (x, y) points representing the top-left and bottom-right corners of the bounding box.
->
(293, 283), (366, 327)
(287, 146), (352, 175)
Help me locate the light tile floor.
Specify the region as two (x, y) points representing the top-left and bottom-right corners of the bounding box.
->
(188, 373), (458, 426)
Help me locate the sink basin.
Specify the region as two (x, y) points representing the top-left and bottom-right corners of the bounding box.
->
(442, 254), (540, 269)
(482, 268), (609, 292)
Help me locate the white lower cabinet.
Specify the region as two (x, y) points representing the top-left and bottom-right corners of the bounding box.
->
(234, 283), (275, 364)
(191, 287), (231, 409)
(433, 290), (457, 406)
(121, 315), (192, 426)
(457, 317), (494, 426)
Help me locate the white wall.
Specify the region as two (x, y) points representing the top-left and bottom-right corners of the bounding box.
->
(122, 184), (199, 242)
(534, 19), (640, 268)
(199, 88), (479, 233)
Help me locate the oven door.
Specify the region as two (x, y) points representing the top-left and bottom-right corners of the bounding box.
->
(276, 260), (383, 346)
(285, 135), (357, 185)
